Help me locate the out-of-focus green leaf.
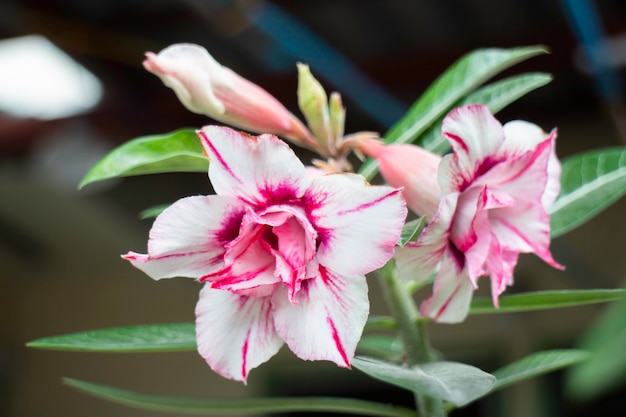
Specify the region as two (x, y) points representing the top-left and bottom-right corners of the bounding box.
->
(566, 292), (626, 401)
(27, 323), (196, 352)
(469, 289), (626, 315)
(353, 357), (495, 407)
(356, 335), (404, 361)
(358, 45), (549, 180)
(139, 203), (171, 220)
(63, 378), (419, 417)
(549, 147), (626, 237)
(79, 129), (208, 189)
(364, 315), (398, 330)
(418, 72), (553, 154)
(491, 349), (589, 391)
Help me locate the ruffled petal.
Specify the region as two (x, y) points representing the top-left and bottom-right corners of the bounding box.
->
(500, 122), (561, 207)
(395, 193), (458, 282)
(441, 104), (505, 192)
(420, 247), (475, 323)
(459, 186), (516, 284)
(198, 126), (309, 207)
(271, 266), (368, 367)
(195, 285), (283, 382)
(483, 140), (562, 268)
(305, 173), (407, 276)
(122, 195), (246, 280)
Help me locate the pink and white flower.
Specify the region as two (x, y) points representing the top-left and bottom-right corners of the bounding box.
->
(143, 43), (316, 150)
(123, 126), (406, 381)
(371, 104), (563, 323)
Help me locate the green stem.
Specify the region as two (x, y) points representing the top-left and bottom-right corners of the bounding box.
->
(64, 378), (419, 417)
(377, 261), (445, 417)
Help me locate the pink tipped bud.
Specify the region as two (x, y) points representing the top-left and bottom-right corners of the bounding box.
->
(359, 139), (442, 218)
(144, 43), (315, 148)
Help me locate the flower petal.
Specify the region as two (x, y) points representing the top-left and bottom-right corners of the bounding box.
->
(395, 193), (458, 282)
(483, 140), (562, 268)
(306, 173), (407, 276)
(122, 195), (246, 280)
(501, 122), (561, 207)
(271, 266), (368, 367)
(195, 285), (283, 382)
(198, 126), (309, 207)
(420, 247), (475, 323)
(440, 104), (505, 193)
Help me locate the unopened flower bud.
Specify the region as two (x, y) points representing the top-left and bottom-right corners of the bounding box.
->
(296, 63), (332, 153)
(358, 139), (442, 219)
(144, 43), (315, 148)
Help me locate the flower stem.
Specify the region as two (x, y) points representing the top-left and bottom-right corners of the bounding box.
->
(377, 261), (445, 417)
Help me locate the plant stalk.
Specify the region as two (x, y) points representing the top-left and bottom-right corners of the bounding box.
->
(377, 261), (444, 417)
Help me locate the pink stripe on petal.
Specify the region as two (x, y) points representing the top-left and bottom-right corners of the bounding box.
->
(420, 248), (475, 323)
(241, 329), (251, 380)
(445, 132), (469, 154)
(336, 188), (403, 215)
(195, 285), (283, 382)
(327, 315), (350, 367)
(271, 267), (368, 367)
(197, 129), (244, 184)
(307, 174), (407, 276)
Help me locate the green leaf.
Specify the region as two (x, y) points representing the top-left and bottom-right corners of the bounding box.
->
(469, 289), (626, 315)
(64, 378), (419, 417)
(491, 349), (589, 391)
(364, 315), (398, 331)
(356, 335), (404, 361)
(565, 294), (626, 401)
(399, 217), (427, 247)
(79, 129), (208, 189)
(139, 203), (171, 220)
(352, 357), (495, 407)
(549, 147), (626, 237)
(358, 45), (549, 180)
(27, 323), (196, 352)
(418, 72), (553, 154)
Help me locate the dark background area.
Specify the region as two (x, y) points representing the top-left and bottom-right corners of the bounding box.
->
(1, 1), (625, 416)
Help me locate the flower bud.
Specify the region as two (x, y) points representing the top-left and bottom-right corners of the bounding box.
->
(358, 139), (442, 218)
(296, 63), (332, 153)
(144, 43), (315, 148)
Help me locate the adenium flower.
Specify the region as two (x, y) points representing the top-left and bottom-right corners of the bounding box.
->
(123, 126), (406, 381)
(143, 43), (317, 150)
(363, 104), (563, 323)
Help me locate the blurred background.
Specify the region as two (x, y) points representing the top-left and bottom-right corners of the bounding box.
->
(1, 0), (625, 416)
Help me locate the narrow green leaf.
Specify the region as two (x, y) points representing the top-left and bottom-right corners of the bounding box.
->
(549, 147), (626, 237)
(79, 129), (208, 189)
(566, 294), (626, 400)
(353, 357), (495, 407)
(469, 289), (626, 315)
(418, 72), (553, 154)
(27, 323), (196, 352)
(399, 217), (427, 247)
(139, 203), (171, 220)
(491, 349), (589, 391)
(64, 378), (419, 417)
(358, 45), (549, 179)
